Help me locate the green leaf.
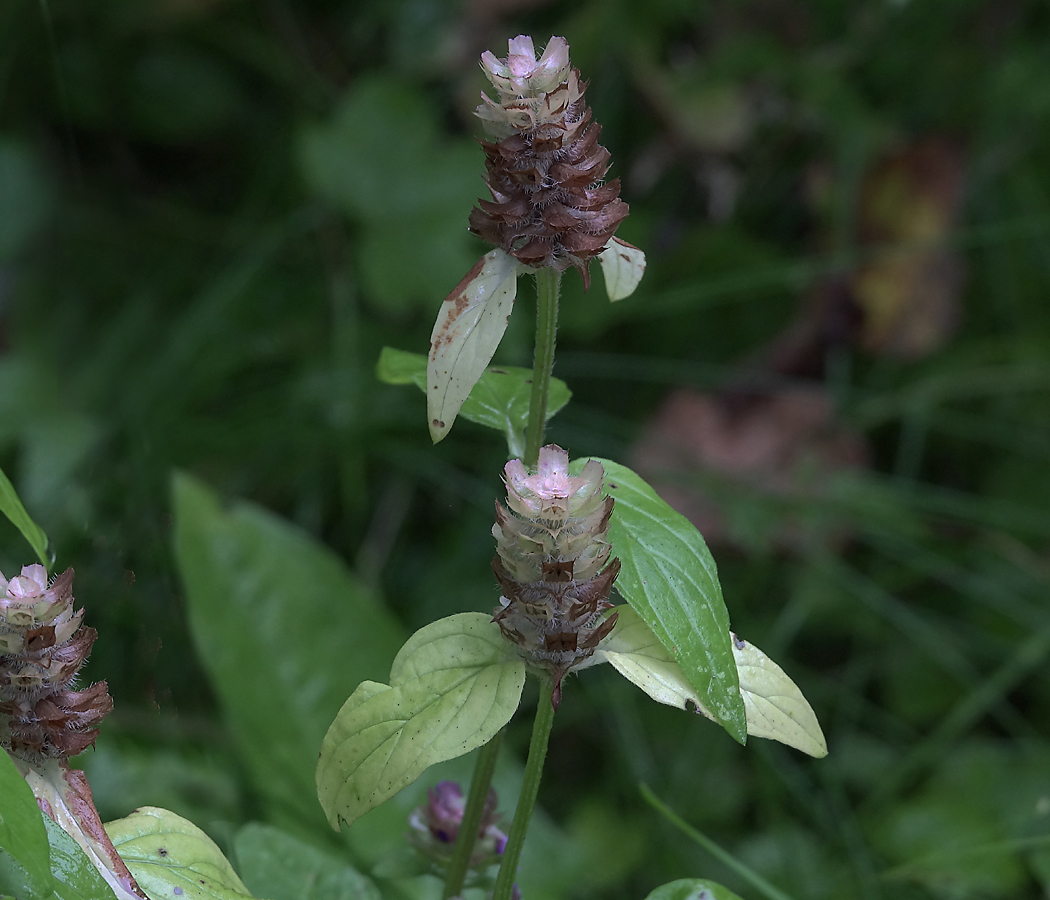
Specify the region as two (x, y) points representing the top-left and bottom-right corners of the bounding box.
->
(0, 465), (50, 567)
(105, 807), (256, 900)
(171, 473), (405, 829)
(316, 613), (525, 830)
(596, 237), (646, 302)
(377, 347), (571, 457)
(427, 250), (522, 444)
(643, 878), (744, 900)
(42, 816), (119, 900)
(573, 459), (746, 743)
(0, 750), (53, 899)
(234, 823), (381, 900)
(595, 608), (827, 757)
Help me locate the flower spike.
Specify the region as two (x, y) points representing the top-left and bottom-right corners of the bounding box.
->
(491, 445), (620, 707)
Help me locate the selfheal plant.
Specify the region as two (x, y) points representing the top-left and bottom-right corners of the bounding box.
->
(322, 34), (826, 900)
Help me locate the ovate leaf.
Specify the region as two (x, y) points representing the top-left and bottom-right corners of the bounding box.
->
(0, 749), (52, 898)
(234, 823), (381, 900)
(427, 250), (520, 443)
(596, 237), (646, 302)
(574, 459), (746, 743)
(172, 473), (405, 829)
(377, 347), (571, 457)
(644, 878), (744, 900)
(105, 808), (255, 900)
(0, 465), (50, 567)
(596, 608), (827, 757)
(317, 613), (526, 830)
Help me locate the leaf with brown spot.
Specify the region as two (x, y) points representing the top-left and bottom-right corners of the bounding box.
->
(427, 249), (521, 443)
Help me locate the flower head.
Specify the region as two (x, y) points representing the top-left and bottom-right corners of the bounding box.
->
(469, 35), (629, 286)
(492, 445), (620, 707)
(0, 565), (112, 760)
(407, 780), (508, 870)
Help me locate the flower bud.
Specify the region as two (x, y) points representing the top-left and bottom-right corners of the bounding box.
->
(469, 35), (630, 287)
(0, 565), (113, 760)
(492, 445), (619, 707)
(407, 780), (508, 871)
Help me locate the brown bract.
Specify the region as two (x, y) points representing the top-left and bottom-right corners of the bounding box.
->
(469, 36), (629, 287)
(491, 444), (620, 707)
(0, 566), (114, 761)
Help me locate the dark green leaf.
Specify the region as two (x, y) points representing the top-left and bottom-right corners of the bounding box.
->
(171, 473), (405, 829)
(0, 752), (53, 899)
(0, 465), (50, 568)
(43, 815), (119, 900)
(234, 823), (381, 900)
(574, 459), (746, 744)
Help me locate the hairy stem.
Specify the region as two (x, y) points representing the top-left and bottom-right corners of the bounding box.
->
(493, 678), (557, 900)
(524, 268), (562, 469)
(442, 729), (505, 898)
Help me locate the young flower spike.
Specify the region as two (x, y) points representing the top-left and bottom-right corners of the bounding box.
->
(492, 445), (620, 708)
(469, 36), (629, 288)
(0, 564), (113, 760)
(425, 35), (645, 444)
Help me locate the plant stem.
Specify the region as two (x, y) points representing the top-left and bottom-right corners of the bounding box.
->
(524, 268), (561, 468)
(492, 678), (557, 900)
(442, 729), (505, 898)
(445, 270), (561, 896)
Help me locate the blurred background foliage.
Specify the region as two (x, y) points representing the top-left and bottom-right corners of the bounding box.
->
(2, 0), (1050, 897)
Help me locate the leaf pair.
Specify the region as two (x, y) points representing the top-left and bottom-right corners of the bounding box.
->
(425, 240), (646, 444)
(376, 346), (571, 459)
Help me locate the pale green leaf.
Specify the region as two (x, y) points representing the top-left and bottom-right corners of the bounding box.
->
(572, 459), (746, 743)
(734, 635), (827, 757)
(316, 613), (525, 830)
(43, 816), (119, 900)
(0, 465), (50, 567)
(596, 237), (646, 302)
(171, 473), (405, 829)
(643, 878), (744, 900)
(234, 823), (381, 900)
(427, 250), (520, 443)
(377, 347), (570, 458)
(105, 807), (257, 900)
(0, 749), (53, 899)
(596, 608), (827, 757)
